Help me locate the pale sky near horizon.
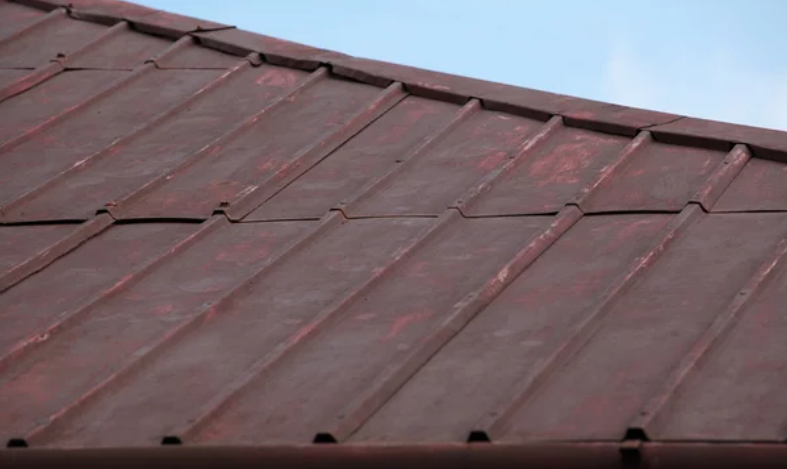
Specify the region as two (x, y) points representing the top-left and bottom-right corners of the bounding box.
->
(136, 0), (787, 131)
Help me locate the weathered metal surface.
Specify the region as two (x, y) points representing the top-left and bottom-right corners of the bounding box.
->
(0, 70), (126, 146)
(644, 242), (787, 441)
(245, 96), (459, 221)
(580, 139), (726, 213)
(3, 0), (787, 457)
(0, 219), (313, 444)
(714, 157), (787, 212)
(4, 64), (308, 222)
(190, 216), (551, 444)
(0, 12), (106, 68)
(462, 125), (629, 216)
(344, 110), (542, 217)
(499, 213), (787, 441)
(353, 214), (672, 442)
(66, 22), (171, 70)
(154, 36), (244, 69)
(118, 76), (390, 220)
(31, 217), (431, 447)
(0, 224), (76, 275)
(0, 1), (46, 40)
(0, 222), (195, 366)
(0, 68), (222, 212)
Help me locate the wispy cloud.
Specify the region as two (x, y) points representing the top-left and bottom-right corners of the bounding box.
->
(601, 38), (787, 131)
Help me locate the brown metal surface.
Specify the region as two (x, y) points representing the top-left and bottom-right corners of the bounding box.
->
(3, 0), (787, 461)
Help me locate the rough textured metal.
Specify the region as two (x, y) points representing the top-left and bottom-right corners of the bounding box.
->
(3, 0), (787, 461)
(0, 11), (106, 68)
(714, 156), (787, 212)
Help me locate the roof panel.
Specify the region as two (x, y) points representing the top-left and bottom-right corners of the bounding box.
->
(581, 139), (726, 213)
(0, 69), (30, 90)
(32, 217), (430, 447)
(0, 223), (197, 363)
(463, 125), (630, 216)
(0, 224), (76, 275)
(67, 23), (171, 69)
(0, 1), (47, 39)
(5, 64), (308, 222)
(714, 157), (787, 212)
(155, 37), (244, 69)
(0, 70), (127, 146)
(500, 213), (787, 441)
(192, 216), (551, 444)
(346, 108), (543, 217)
(0, 13), (106, 68)
(353, 214), (672, 443)
(648, 256), (787, 441)
(119, 74), (388, 220)
(0, 68), (222, 213)
(246, 96), (460, 221)
(0, 218), (313, 446)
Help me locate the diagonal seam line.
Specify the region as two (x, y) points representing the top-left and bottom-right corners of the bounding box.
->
(0, 53), (256, 222)
(327, 206), (584, 443)
(627, 231), (787, 440)
(22, 212), (343, 444)
(469, 204), (703, 441)
(103, 66), (330, 220)
(166, 209), (464, 442)
(220, 81), (408, 221)
(0, 215), (227, 377)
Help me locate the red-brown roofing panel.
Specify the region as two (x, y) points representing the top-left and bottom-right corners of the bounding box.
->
(579, 138), (728, 213)
(343, 105), (544, 217)
(153, 36), (242, 69)
(713, 157), (787, 212)
(245, 96), (460, 221)
(0, 70), (126, 146)
(0, 224), (77, 276)
(0, 217), (314, 446)
(4, 63), (309, 222)
(117, 72), (399, 220)
(189, 214), (554, 445)
(497, 212), (787, 442)
(646, 251), (787, 441)
(65, 21), (171, 70)
(0, 68), (223, 216)
(0, 69), (30, 90)
(460, 123), (630, 216)
(353, 214), (673, 443)
(0, 1), (46, 39)
(26, 216), (432, 447)
(3, 0), (787, 463)
(0, 223), (196, 365)
(0, 10), (106, 68)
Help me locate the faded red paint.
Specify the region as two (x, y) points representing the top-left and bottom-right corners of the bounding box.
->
(383, 309), (433, 341)
(462, 126), (628, 216)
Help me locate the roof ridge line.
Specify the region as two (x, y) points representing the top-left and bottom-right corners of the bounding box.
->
(13, 0), (787, 161)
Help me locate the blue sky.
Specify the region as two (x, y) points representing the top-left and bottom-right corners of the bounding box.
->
(137, 0), (787, 131)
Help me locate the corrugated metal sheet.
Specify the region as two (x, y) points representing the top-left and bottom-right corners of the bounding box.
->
(2, 0), (787, 461)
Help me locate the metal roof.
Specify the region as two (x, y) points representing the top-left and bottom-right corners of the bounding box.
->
(2, 0), (787, 466)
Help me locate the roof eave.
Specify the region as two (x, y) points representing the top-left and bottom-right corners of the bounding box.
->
(4, 442), (787, 469)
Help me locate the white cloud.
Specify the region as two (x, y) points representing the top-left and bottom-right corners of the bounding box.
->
(601, 38), (787, 131)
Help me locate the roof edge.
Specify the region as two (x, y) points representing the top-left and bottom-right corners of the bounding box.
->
(11, 0), (787, 160)
(12, 0), (234, 38)
(3, 443), (787, 469)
